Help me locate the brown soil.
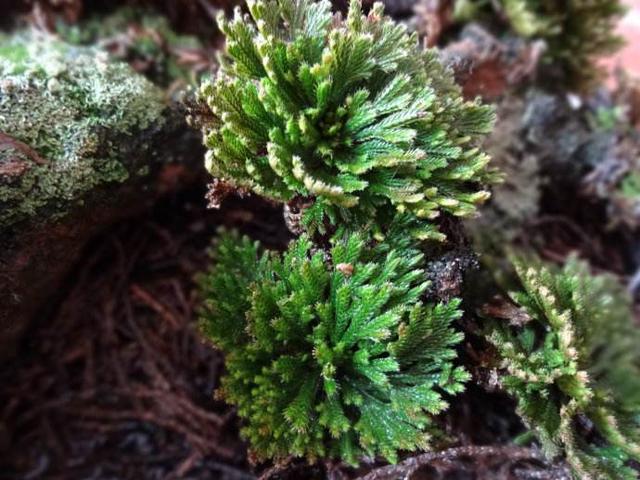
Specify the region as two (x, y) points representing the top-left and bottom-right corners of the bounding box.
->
(0, 188), (290, 480)
(0, 185), (571, 480)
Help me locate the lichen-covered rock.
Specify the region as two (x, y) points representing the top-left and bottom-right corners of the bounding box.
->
(0, 30), (166, 228)
(0, 30), (202, 359)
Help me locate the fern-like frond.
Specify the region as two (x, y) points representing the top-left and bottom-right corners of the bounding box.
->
(198, 0), (496, 239)
(485, 254), (640, 479)
(198, 228), (469, 463)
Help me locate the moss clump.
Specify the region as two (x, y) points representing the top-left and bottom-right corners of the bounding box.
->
(197, 0), (497, 241)
(56, 6), (204, 88)
(486, 255), (640, 479)
(199, 227), (469, 464)
(0, 30), (166, 228)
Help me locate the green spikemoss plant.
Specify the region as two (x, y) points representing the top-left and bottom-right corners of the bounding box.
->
(198, 225), (469, 464)
(485, 255), (640, 479)
(197, 0), (496, 240)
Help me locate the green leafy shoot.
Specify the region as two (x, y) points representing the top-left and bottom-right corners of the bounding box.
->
(198, 0), (496, 239)
(198, 227), (470, 463)
(485, 255), (640, 479)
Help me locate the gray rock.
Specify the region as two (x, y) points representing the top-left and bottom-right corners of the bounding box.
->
(0, 31), (203, 359)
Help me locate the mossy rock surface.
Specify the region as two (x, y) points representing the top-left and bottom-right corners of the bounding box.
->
(0, 30), (203, 360)
(0, 30), (166, 229)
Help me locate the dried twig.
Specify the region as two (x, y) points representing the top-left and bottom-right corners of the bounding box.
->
(357, 445), (551, 480)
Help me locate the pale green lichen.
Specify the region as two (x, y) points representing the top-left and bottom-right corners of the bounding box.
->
(0, 30), (166, 227)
